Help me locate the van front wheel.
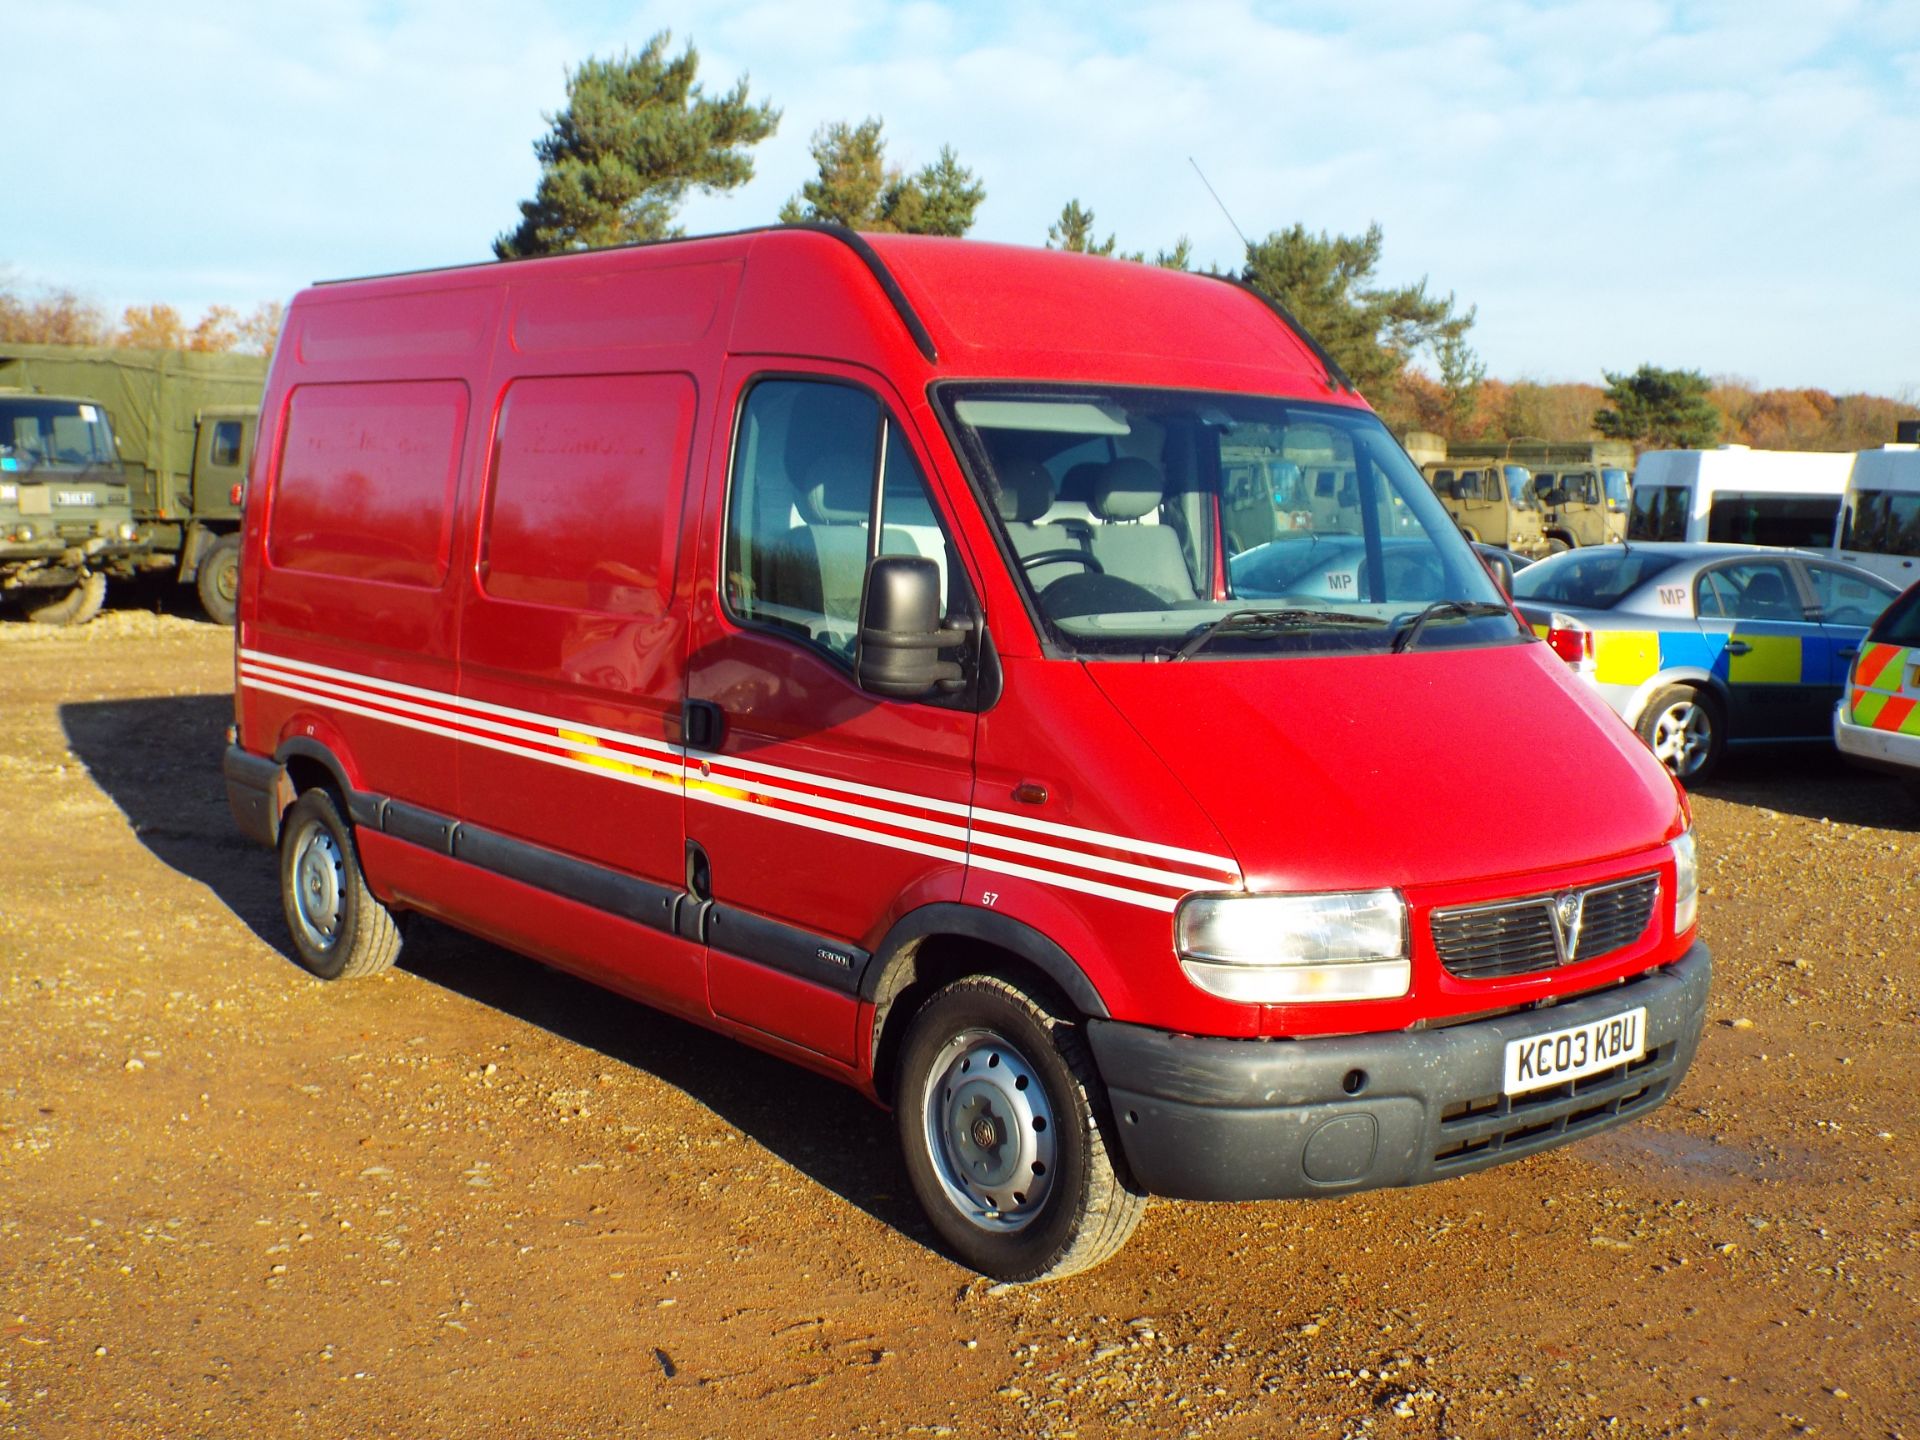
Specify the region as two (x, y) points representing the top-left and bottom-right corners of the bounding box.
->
(896, 975), (1145, 1282)
(278, 788), (403, 980)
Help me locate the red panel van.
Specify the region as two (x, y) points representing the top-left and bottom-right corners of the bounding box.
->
(224, 226), (1708, 1280)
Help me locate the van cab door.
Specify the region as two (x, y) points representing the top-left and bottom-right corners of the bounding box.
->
(1694, 557), (1831, 739)
(682, 363), (978, 1067)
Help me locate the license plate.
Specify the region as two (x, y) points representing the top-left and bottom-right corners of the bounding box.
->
(1503, 1007), (1646, 1095)
(56, 491), (97, 506)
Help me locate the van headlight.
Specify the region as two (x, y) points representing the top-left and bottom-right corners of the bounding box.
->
(1175, 890), (1409, 1003)
(1672, 830), (1698, 934)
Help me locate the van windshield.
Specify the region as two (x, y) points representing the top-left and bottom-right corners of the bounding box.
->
(938, 386), (1520, 658)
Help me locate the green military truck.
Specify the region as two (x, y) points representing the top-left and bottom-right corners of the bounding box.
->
(0, 345), (266, 623)
(1448, 441), (1635, 550)
(0, 392), (141, 623)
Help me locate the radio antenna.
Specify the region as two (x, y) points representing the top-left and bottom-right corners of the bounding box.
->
(1189, 157), (1251, 252)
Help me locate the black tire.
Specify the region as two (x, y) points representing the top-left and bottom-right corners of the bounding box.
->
(1543, 536), (1573, 554)
(1636, 684), (1725, 784)
(27, 571), (106, 626)
(895, 974), (1146, 1282)
(277, 788), (403, 980)
(196, 535), (241, 625)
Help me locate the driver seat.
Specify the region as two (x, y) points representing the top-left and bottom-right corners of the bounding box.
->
(992, 461), (1083, 591)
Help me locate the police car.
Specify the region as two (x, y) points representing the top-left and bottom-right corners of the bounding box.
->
(1834, 578), (1920, 801)
(1511, 543), (1899, 782)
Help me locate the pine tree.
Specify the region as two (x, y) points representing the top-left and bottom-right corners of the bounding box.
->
(1242, 222), (1474, 396)
(495, 32), (779, 259)
(1594, 365), (1722, 448)
(780, 121), (983, 235)
(1047, 200), (1116, 256)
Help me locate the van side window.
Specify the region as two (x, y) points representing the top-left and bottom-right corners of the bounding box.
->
(725, 378), (956, 664)
(210, 420), (243, 468)
(269, 381), (466, 588)
(481, 373), (695, 616)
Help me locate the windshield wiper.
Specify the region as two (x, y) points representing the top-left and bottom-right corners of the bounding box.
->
(1390, 601), (1515, 653)
(1173, 607), (1387, 661)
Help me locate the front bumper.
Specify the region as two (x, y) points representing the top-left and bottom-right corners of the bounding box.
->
(1088, 943), (1710, 1201)
(1835, 708), (1920, 777)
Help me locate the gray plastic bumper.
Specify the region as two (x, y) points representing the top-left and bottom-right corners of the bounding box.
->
(1088, 944), (1710, 1201)
(223, 745), (283, 849)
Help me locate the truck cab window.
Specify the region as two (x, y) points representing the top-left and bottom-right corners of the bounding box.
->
(211, 421), (243, 468)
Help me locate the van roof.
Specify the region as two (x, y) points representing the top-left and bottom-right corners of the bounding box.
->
(298, 225), (1357, 405)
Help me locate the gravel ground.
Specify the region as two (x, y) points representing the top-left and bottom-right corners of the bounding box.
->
(2, 607), (1916, 1439)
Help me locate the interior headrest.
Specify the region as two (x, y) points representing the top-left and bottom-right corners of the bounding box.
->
(993, 461), (1056, 523)
(799, 454), (871, 523)
(1093, 457), (1164, 521)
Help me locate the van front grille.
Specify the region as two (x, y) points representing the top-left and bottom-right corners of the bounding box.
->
(1432, 874), (1659, 980)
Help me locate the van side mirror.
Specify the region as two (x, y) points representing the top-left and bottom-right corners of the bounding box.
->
(855, 555), (968, 699)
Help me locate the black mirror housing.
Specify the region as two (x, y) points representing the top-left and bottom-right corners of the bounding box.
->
(855, 555), (968, 698)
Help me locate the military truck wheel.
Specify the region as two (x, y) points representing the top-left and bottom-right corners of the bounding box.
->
(1544, 537), (1572, 554)
(278, 788), (403, 980)
(896, 974), (1146, 1282)
(1637, 684), (1724, 784)
(1458, 526), (1480, 544)
(196, 535), (241, 625)
(27, 571), (107, 626)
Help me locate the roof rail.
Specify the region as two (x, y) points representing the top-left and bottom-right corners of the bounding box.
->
(1205, 273), (1354, 394)
(316, 222), (939, 365)
(781, 223), (939, 365)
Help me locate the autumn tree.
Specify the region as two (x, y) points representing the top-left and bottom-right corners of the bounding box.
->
(779, 120), (983, 235)
(1241, 222), (1476, 397)
(496, 32), (779, 259)
(0, 276), (111, 345)
(1594, 365), (1721, 449)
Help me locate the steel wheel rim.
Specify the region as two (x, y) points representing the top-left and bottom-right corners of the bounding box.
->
(1650, 700), (1711, 777)
(291, 823), (345, 952)
(920, 1026), (1058, 1233)
(213, 558), (239, 604)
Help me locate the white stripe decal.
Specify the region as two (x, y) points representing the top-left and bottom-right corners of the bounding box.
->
(241, 649), (1241, 908)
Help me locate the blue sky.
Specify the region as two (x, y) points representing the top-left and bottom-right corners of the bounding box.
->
(9, 1), (1917, 397)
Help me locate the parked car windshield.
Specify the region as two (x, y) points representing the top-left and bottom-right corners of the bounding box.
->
(1511, 548), (1686, 610)
(937, 385), (1519, 658)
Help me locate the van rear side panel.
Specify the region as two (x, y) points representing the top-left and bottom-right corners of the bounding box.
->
(242, 286), (503, 822)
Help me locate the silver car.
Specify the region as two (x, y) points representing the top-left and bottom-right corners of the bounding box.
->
(1511, 543), (1899, 782)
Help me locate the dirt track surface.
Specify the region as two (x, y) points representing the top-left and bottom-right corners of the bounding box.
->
(2, 607), (1917, 1439)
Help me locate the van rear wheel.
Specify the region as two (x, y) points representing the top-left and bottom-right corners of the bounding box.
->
(896, 975), (1145, 1282)
(278, 788), (403, 979)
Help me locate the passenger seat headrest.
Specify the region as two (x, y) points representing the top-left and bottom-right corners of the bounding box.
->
(1093, 457), (1165, 521)
(993, 461), (1057, 523)
(800, 453), (872, 524)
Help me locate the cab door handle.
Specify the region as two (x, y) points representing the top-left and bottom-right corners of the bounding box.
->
(1727, 640), (1752, 656)
(681, 699), (725, 752)
(1837, 648), (1858, 661)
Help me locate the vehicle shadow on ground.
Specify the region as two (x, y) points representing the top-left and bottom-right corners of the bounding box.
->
(59, 693), (934, 1254)
(1693, 747), (1919, 831)
(59, 693), (294, 961)
(397, 919), (930, 1248)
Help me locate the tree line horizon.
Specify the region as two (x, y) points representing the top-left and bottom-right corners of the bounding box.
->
(4, 31), (1912, 454)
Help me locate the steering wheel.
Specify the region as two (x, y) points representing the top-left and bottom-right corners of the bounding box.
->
(1021, 548), (1103, 574)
